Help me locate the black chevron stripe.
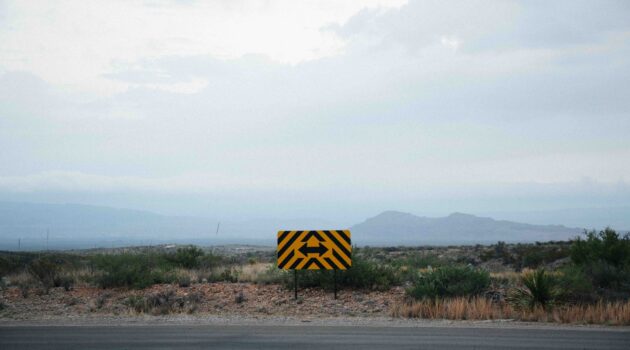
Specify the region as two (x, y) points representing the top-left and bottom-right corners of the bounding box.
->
(305, 258), (325, 269)
(277, 250), (294, 269)
(302, 230), (324, 242)
(277, 231), (290, 246)
(277, 231), (302, 258)
(288, 258), (303, 270)
(322, 231), (351, 259)
(335, 230), (351, 246)
(332, 250), (350, 269)
(324, 257), (341, 270)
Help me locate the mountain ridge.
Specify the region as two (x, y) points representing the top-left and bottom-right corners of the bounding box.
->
(0, 201), (615, 248)
(350, 210), (582, 244)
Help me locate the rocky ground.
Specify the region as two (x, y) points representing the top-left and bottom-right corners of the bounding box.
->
(0, 283), (404, 321)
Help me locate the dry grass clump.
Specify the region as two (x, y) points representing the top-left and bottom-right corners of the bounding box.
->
(391, 298), (630, 325)
(124, 289), (203, 315)
(238, 263), (272, 282)
(391, 297), (515, 320)
(520, 301), (630, 325)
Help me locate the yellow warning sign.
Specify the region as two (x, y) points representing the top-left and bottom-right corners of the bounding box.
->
(277, 230), (352, 270)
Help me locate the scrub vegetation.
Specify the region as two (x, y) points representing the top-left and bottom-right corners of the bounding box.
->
(1, 228), (629, 325)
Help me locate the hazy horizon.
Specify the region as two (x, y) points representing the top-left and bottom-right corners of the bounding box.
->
(1, 1), (629, 225)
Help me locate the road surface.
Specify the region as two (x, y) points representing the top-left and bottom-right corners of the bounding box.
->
(1, 324), (628, 349)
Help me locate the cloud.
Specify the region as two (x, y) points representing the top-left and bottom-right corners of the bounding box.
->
(0, 0), (407, 94)
(338, 0), (630, 54)
(1, 0), (629, 218)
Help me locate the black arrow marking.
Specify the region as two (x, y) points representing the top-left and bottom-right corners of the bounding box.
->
(298, 242), (328, 256)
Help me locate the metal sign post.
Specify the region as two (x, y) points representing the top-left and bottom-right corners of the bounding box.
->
(294, 269), (298, 300)
(333, 269), (337, 300)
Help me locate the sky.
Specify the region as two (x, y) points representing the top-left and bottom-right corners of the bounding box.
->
(1, 0), (629, 224)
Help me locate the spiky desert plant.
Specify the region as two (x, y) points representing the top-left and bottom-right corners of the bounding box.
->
(508, 268), (561, 310)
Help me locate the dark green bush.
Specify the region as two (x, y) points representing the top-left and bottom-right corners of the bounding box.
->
(557, 265), (596, 302)
(284, 255), (400, 291)
(208, 268), (239, 283)
(177, 275), (191, 287)
(568, 228), (630, 293)
(169, 246), (205, 269)
(92, 254), (176, 289)
(571, 228), (630, 268)
(27, 257), (59, 292)
(406, 265), (490, 300)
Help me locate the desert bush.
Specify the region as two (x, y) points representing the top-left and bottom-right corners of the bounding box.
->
(95, 292), (111, 309)
(508, 269), (561, 310)
(235, 290), (246, 304)
(287, 255), (400, 291)
(169, 246), (205, 269)
(396, 253), (446, 269)
(125, 295), (147, 313)
(407, 266), (490, 300)
(557, 265), (595, 302)
(125, 289), (202, 315)
(571, 228), (630, 267)
(249, 264), (287, 285)
(566, 228), (630, 295)
(207, 267), (240, 283)
(27, 258), (59, 292)
(55, 274), (75, 291)
(177, 275), (191, 287)
(92, 253), (177, 289)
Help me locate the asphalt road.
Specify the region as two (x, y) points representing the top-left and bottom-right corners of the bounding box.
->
(1, 324), (628, 349)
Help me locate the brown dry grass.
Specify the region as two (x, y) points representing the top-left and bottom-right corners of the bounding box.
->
(391, 298), (630, 325)
(391, 297), (516, 320)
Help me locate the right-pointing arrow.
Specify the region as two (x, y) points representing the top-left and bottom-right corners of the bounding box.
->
(298, 242), (328, 256)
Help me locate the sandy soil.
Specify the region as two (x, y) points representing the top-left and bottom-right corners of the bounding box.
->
(0, 283), (404, 320)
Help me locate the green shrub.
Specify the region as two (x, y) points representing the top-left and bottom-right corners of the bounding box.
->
(55, 275), (75, 291)
(508, 269), (561, 310)
(208, 268), (239, 283)
(568, 228), (630, 293)
(177, 275), (191, 287)
(512, 243), (571, 270)
(396, 253), (446, 269)
(286, 255), (400, 291)
(406, 265), (490, 300)
(92, 254), (176, 289)
(125, 295), (148, 313)
(557, 265), (595, 302)
(27, 258), (59, 292)
(169, 246), (205, 269)
(254, 265), (288, 285)
(125, 290), (201, 315)
(571, 228), (630, 268)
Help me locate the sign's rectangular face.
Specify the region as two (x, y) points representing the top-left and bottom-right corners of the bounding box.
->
(277, 230), (352, 270)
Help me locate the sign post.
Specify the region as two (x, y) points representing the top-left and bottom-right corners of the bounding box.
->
(277, 230), (352, 300)
(333, 269), (337, 300)
(294, 269), (297, 300)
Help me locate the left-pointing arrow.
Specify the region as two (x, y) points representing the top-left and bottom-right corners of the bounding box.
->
(298, 242), (328, 256)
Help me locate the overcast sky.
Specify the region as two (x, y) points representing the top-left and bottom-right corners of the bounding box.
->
(1, 0), (629, 223)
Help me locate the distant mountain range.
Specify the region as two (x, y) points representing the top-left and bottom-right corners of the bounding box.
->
(350, 211), (582, 244)
(0, 201), (620, 249)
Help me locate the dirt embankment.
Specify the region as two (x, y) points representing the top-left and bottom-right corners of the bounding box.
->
(0, 283), (405, 321)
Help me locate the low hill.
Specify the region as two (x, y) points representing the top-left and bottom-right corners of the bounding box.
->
(351, 211), (582, 244)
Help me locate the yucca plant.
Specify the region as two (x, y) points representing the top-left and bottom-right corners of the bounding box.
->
(508, 269), (561, 310)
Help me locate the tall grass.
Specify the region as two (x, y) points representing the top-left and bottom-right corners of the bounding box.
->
(391, 297), (630, 325)
(391, 297), (515, 320)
